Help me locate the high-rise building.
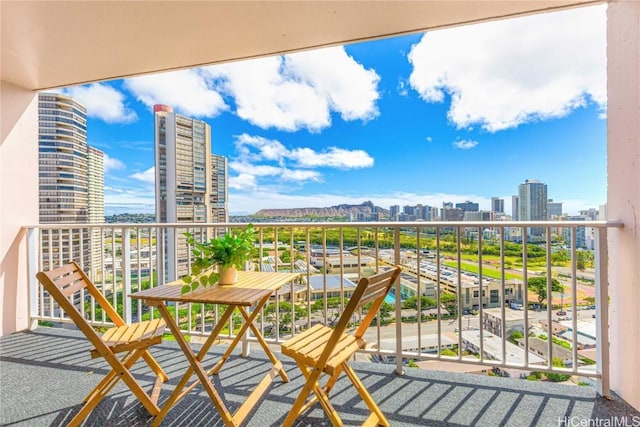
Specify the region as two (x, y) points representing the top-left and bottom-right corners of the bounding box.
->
(491, 197), (504, 213)
(441, 207), (464, 221)
(87, 146), (105, 275)
(154, 104), (228, 279)
(39, 93), (89, 224)
(418, 205), (436, 221)
(210, 154), (228, 223)
(455, 201), (479, 212)
(518, 179), (548, 238)
(464, 211), (492, 221)
(547, 199), (563, 219)
(403, 205), (416, 216)
(389, 205), (400, 221)
(580, 208), (599, 220)
(38, 92), (91, 270)
(511, 195), (519, 220)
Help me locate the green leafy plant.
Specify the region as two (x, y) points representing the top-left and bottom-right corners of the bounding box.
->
(181, 224), (256, 294)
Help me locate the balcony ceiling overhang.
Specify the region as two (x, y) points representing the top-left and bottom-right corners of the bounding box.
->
(1, 0), (602, 91)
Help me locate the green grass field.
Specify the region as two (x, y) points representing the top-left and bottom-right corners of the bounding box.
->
(443, 260), (522, 280)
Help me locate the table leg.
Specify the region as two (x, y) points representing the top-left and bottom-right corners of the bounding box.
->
(207, 295), (270, 375)
(151, 302), (236, 427)
(238, 305), (290, 383)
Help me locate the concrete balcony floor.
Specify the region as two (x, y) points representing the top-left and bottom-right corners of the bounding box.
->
(2, 327), (638, 426)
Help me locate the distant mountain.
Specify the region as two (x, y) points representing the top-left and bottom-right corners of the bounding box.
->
(254, 201), (389, 218)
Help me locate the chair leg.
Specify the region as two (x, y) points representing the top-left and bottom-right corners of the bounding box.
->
(342, 363), (389, 427)
(283, 364), (344, 427)
(142, 349), (169, 382)
(116, 349), (163, 416)
(77, 348), (162, 426)
(282, 366), (315, 427)
(311, 380), (342, 427)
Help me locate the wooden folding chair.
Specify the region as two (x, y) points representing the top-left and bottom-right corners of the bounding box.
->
(281, 266), (402, 427)
(36, 262), (168, 427)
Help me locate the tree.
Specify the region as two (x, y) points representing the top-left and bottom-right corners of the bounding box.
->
(264, 301), (307, 328)
(402, 295), (437, 311)
(280, 249), (291, 263)
(527, 277), (564, 306)
(440, 292), (457, 315)
(551, 249), (570, 266)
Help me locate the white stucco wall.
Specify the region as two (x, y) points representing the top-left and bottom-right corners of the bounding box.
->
(607, 0), (640, 412)
(0, 82), (38, 335)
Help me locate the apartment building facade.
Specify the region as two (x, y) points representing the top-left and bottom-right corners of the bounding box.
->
(518, 179), (548, 238)
(154, 104), (228, 278)
(87, 146), (104, 275)
(38, 93), (104, 271)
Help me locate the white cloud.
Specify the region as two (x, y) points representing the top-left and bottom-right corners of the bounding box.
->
(408, 5), (606, 132)
(228, 134), (374, 189)
(453, 139), (479, 150)
(203, 46), (380, 131)
(291, 147), (374, 169)
(229, 173), (258, 191)
(280, 169), (323, 182)
(129, 167), (155, 185)
(234, 134), (289, 162)
(233, 134), (374, 170)
(124, 69), (227, 117)
(103, 153), (126, 173)
(63, 83), (137, 123)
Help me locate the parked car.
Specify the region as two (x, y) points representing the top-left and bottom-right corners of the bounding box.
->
(556, 310), (567, 316)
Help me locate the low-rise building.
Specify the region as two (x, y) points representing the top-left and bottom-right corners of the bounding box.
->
(516, 336), (575, 367)
(312, 255), (375, 274)
(377, 333), (457, 354)
(461, 330), (545, 378)
(482, 307), (535, 337)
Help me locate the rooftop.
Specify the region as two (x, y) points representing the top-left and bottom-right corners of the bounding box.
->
(2, 327), (638, 426)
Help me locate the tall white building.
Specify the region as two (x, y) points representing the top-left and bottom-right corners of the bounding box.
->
(210, 154), (228, 224)
(38, 93), (93, 270)
(87, 146), (104, 275)
(154, 104), (228, 279)
(38, 93), (88, 224)
(518, 179), (548, 239)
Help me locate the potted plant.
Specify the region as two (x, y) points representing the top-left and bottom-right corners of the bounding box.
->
(181, 224), (256, 294)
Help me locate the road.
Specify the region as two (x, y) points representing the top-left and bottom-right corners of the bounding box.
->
(363, 307), (597, 343)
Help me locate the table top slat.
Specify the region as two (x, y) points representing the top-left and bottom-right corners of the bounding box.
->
(130, 271), (300, 305)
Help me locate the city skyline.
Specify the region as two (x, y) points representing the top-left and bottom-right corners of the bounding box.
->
(57, 5), (606, 217)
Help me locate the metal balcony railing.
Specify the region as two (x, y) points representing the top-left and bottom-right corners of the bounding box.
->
(24, 220), (622, 397)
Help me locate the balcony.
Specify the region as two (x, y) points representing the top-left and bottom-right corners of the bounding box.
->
(2, 326), (638, 426)
(1, 0), (639, 419)
(3, 221), (639, 424)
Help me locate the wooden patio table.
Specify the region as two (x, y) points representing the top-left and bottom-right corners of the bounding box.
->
(131, 270), (301, 426)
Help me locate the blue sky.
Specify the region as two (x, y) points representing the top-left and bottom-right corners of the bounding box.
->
(59, 5), (607, 216)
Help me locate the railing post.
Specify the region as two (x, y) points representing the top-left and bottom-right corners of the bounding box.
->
(595, 227), (610, 398)
(27, 227), (39, 330)
(122, 227), (132, 323)
(394, 225), (403, 375)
